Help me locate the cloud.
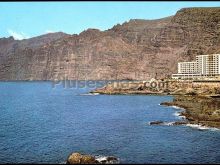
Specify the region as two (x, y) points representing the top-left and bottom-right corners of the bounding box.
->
(7, 29), (29, 40)
(45, 30), (55, 34)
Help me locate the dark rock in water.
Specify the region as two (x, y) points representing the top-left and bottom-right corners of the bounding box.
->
(160, 102), (174, 106)
(149, 121), (164, 125)
(172, 121), (188, 125)
(149, 121), (188, 126)
(67, 152), (98, 164)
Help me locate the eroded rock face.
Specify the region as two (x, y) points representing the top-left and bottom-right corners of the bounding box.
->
(0, 8), (220, 80)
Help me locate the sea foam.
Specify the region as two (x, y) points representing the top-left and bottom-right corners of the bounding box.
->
(162, 122), (175, 126)
(186, 124), (219, 131)
(80, 93), (100, 96)
(95, 155), (120, 164)
(171, 105), (184, 110)
(171, 106), (186, 119)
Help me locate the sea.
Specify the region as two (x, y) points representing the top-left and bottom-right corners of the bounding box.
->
(0, 81), (220, 163)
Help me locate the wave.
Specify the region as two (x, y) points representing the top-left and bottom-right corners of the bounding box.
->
(149, 121), (220, 131)
(171, 105), (185, 111)
(95, 156), (108, 162)
(162, 122), (175, 126)
(173, 111), (186, 120)
(80, 93), (100, 96)
(159, 103), (220, 131)
(171, 106), (186, 120)
(95, 155), (119, 164)
(186, 124), (220, 131)
(159, 104), (186, 119)
(171, 106), (219, 131)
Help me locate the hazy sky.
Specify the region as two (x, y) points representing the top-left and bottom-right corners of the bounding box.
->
(1, 2), (220, 40)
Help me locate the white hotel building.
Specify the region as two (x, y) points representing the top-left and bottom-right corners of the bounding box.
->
(172, 54), (220, 79)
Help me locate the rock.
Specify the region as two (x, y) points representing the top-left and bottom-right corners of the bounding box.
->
(172, 121), (188, 125)
(149, 121), (188, 126)
(81, 155), (98, 164)
(67, 152), (82, 164)
(160, 102), (176, 106)
(67, 153), (119, 164)
(137, 85), (144, 91)
(162, 89), (171, 94)
(67, 152), (98, 164)
(185, 88), (197, 95)
(149, 121), (164, 125)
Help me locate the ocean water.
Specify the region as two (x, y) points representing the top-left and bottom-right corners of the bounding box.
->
(0, 81), (220, 164)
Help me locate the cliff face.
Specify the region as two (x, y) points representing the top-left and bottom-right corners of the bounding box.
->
(0, 7), (220, 80)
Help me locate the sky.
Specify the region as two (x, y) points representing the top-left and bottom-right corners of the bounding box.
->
(0, 1), (220, 40)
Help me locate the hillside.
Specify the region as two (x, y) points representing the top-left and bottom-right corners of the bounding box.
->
(0, 7), (220, 80)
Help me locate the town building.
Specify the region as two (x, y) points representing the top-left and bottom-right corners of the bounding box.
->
(172, 54), (220, 79)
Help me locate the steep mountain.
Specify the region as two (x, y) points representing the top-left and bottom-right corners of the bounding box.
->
(0, 7), (220, 80)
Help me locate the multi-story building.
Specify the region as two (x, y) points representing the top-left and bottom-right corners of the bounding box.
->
(172, 54), (220, 79)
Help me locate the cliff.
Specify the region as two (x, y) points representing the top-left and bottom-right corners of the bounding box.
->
(0, 7), (220, 80)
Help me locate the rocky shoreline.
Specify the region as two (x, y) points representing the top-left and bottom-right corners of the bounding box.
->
(160, 95), (220, 128)
(91, 80), (220, 129)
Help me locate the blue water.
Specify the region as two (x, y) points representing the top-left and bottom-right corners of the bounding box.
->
(0, 82), (220, 164)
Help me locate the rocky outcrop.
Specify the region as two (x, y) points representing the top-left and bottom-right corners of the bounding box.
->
(0, 8), (220, 80)
(172, 121), (188, 125)
(149, 121), (164, 125)
(67, 153), (98, 164)
(161, 95), (220, 128)
(149, 121), (188, 126)
(91, 79), (220, 96)
(66, 152), (119, 164)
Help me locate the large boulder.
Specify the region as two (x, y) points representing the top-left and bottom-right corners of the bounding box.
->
(66, 152), (119, 164)
(67, 152), (98, 164)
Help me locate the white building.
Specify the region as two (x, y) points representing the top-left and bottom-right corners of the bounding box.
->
(172, 54), (220, 79)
